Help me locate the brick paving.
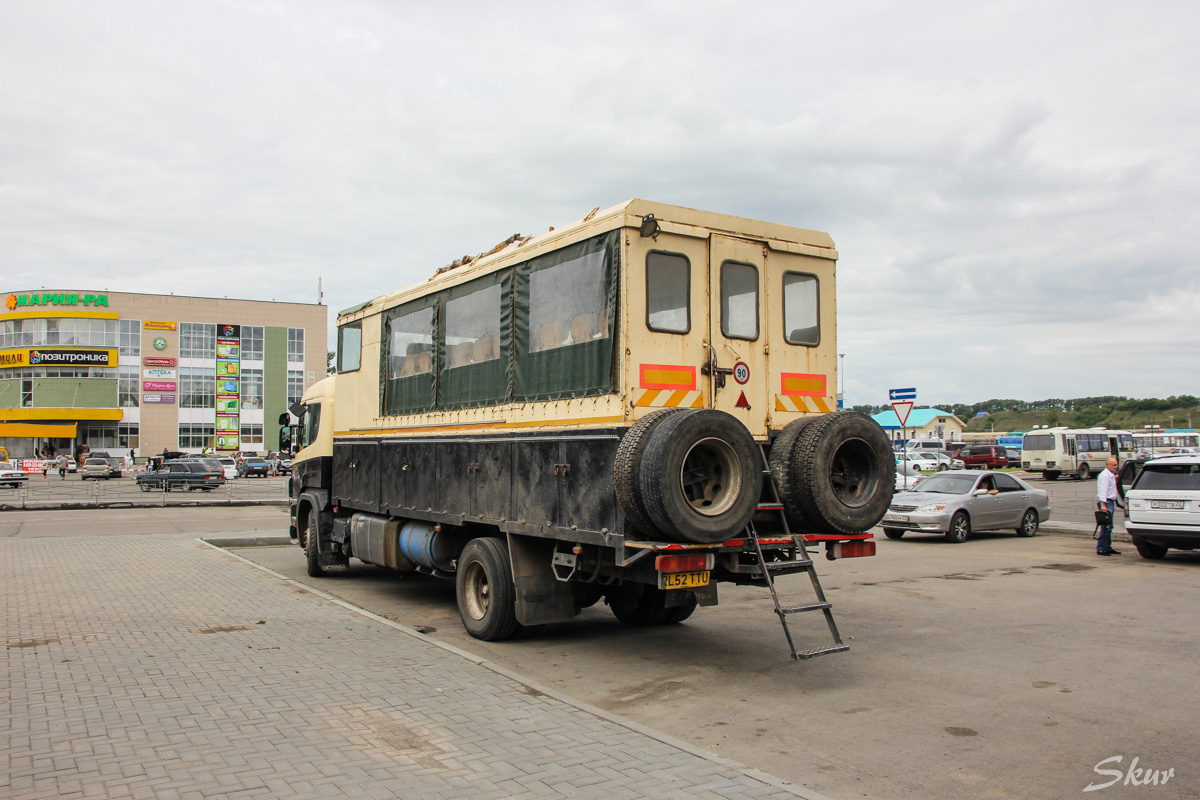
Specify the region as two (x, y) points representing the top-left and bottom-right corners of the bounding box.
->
(2, 534), (820, 800)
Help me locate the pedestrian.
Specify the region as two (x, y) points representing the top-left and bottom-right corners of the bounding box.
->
(42, 458), (50, 480)
(56, 453), (69, 481)
(1095, 457), (1122, 556)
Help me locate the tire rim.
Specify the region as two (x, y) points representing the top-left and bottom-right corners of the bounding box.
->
(462, 560), (490, 621)
(678, 437), (742, 516)
(829, 437), (878, 508)
(1023, 513), (1036, 535)
(953, 516), (968, 538)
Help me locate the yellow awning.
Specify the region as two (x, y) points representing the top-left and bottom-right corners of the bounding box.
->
(0, 422), (78, 438)
(0, 408), (123, 423)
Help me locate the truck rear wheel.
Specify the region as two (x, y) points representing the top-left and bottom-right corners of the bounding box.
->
(637, 409), (762, 544)
(456, 537), (519, 641)
(770, 411), (894, 535)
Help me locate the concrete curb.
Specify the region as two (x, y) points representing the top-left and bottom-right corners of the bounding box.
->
(202, 538), (837, 800)
(201, 535), (294, 548)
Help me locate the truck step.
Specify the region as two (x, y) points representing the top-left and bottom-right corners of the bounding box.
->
(777, 601), (832, 615)
(793, 643), (850, 660)
(765, 560), (813, 571)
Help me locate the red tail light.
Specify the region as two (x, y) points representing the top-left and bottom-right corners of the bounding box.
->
(655, 553), (714, 573)
(827, 540), (876, 560)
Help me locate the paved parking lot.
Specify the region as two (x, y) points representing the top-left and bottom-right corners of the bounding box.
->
(1, 524), (825, 800)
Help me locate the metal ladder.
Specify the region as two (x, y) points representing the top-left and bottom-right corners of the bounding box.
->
(749, 448), (849, 660)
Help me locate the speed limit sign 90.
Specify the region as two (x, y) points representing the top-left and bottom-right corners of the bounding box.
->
(733, 361), (750, 385)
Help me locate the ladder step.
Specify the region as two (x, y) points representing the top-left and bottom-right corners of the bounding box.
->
(778, 601), (832, 615)
(793, 644), (850, 660)
(756, 503), (784, 511)
(765, 560), (813, 571)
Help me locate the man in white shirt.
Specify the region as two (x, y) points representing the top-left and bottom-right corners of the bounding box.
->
(1096, 457), (1121, 556)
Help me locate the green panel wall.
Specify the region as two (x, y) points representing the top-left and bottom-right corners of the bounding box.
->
(34, 378), (118, 408)
(265, 326), (288, 451)
(0, 379), (18, 407)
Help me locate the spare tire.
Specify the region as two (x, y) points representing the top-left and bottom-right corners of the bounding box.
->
(613, 409), (677, 538)
(637, 409), (763, 543)
(770, 411), (894, 535)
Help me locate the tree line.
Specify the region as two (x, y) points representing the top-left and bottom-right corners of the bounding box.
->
(852, 395), (1200, 420)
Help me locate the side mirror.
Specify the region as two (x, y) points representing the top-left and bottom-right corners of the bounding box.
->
(279, 426), (292, 452)
(278, 412), (291, 426)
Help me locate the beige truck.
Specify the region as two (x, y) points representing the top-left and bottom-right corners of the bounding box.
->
(287, 200), (894, 656)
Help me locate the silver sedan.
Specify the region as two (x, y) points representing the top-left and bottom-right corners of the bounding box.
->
(881, 470), (1052, 543)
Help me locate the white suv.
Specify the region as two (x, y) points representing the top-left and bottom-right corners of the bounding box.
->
(1124, 454), (1200, 559)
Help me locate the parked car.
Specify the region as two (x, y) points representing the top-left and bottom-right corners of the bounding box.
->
(882, 470), (1051, 543)
(1123, 454), (1200, 559)
(895, 460), (923, 491)
(0, 462), (29, 488)
(238, 457), (271, 478)
(1167, 447), (1200, 456)
(80, 457), (116, 480)
(216, 457), (239, 480)
(135, 461), (226, 492)
(958, 445), (1010, 470)
(901, 451), (964, 472)
(103, 457), (124, 477)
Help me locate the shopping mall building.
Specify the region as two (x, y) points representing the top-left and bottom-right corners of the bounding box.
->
(0, 289), (327, 459)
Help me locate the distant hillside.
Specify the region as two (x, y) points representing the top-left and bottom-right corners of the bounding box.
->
(852, 396), (1200, 433)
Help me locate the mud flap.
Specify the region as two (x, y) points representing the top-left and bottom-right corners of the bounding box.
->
(507, 533), (576, 626)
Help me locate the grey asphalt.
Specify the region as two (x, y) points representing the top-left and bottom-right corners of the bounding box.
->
(1, 531), (829, 800)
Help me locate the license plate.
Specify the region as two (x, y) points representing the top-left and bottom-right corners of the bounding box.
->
(883, 514), (909, 523)
(1152, 500), (1185, 510)
(659, 570), (710, 590)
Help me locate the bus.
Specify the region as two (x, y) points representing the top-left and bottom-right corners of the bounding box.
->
(1131, 430), (1199, 456)
(1020, 428), (1134, 480)
(286, 199), (895, 651)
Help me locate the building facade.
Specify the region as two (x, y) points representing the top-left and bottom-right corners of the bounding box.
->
(871, 407), (965, 442)
(0, 289), (326, 458)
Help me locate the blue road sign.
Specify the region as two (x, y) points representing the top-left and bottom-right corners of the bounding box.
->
(889, 387), (917, 401)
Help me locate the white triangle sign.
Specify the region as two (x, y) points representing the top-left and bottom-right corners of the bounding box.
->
(892, 401), (914, 427)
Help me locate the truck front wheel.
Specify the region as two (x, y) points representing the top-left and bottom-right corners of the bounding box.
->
(456, 538), (519, 641)
(305, 511), (325, 578)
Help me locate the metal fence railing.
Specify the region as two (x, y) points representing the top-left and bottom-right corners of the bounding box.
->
(1, 476), (290, 509)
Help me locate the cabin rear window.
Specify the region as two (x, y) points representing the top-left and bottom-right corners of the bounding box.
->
(720, 261), (758, 340)
(782, 272), (819, 346)
(646, 252), (690, 333)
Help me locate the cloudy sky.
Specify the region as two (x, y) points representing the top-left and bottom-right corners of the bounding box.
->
(2, 0), (1197, 406)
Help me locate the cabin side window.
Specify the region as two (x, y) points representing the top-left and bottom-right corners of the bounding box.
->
(440, 275), (509, 409)
(782, 272), (819, 346)
(527, 251), (609, 353)
(514, 229), (619, 402)
(646, 252), (690, 334)
(337, 321), (362, 373)
(383, 303), (437, 415)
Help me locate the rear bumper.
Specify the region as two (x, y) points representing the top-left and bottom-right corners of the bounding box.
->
(1126, 525), (1200, 548)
